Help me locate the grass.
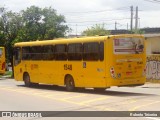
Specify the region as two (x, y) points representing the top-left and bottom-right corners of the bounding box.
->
(4, 71), (12, 76)
(0, 71), (13, 78)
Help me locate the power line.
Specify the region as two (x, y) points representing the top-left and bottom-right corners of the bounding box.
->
(64, 11), (130, 20)
(64, 10), (129, 17)
(66, 18), (130, 24)
(61, 6), (130, 15)
(66, 23), (116, 26)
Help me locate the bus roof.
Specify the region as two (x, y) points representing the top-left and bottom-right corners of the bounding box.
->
(14, 34), (144, 47)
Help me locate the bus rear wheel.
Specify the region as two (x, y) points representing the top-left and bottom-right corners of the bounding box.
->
(23, 73), (32, 87)
(65, 75), (75, 91)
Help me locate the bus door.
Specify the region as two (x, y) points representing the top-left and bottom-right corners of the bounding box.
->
(13, 47), (22, 81)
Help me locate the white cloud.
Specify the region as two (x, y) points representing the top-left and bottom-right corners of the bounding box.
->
(1, 0), (160, 34)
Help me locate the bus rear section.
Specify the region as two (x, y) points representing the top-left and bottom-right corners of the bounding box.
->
(0, 47), (5, 75)
(109, 35), (146, 87)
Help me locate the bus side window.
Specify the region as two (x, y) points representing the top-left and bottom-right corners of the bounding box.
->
(83, 42), (99, 61)
(30, 46), (42, 60)
(68, 43), (82, 61)
(100, 42), (104, 61)
(55, 44), (67, 60)
(0, 48), (2, 57)
(42, 45), (55, 60)
(22, 47), (30, 60)
(14, 47), (21, 66)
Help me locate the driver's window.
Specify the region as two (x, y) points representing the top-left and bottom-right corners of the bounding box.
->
(14, 47), (21, 66)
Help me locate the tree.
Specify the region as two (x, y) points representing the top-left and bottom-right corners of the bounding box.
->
(131, 29), (145, 34)
(82, 24), (110, 36)
(41, 7), (69, 39)
(0, 7), (22, 61)
(0, 6), (70, 77)
(20, 6), (69, 41)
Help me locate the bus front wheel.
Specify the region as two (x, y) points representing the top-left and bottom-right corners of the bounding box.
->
(65, 75), (75, 91)
(23, 73), (32, 87)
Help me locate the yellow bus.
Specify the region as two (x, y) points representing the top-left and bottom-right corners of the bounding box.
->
(13, 34), (146, 91)
(0, 47), (6, 75)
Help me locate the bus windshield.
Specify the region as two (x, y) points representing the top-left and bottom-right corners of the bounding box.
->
(114, 37), (144, 54)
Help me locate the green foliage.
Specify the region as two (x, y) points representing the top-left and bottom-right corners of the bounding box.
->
(82, 24), (110, 36)
(131, 29), (145, 34)
(0, 6), (69, 63)
(20, 6), (69, 41)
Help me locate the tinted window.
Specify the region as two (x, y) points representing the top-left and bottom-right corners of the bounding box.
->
(55, 44), (67, 60)
(42, 45), (54, 60)
(68, 43), (82, 60)
(22, 47), (31, 60)
(14, 47), (21, 66)
(100, 42), (104, 61)
(30, 46), (42, 60)
(0, 48), (2, 57)
(83, 42), (99, 61)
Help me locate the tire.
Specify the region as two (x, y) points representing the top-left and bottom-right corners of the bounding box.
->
(23, 73), (32, 87)
(65, 75), (75, 91)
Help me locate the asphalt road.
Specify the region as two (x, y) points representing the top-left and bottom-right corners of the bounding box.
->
(0, 78), (160, 120)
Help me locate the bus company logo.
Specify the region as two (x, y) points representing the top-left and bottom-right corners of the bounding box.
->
(2, 112), (11, 117)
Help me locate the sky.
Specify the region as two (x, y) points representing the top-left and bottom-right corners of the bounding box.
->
(1, 0), (160, 35)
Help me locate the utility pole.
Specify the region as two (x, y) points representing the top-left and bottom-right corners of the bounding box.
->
(76, 24), (77, 36)
(138, 18), (140, 28)
(135, 6), (138, 30)
(130, 6), (133, 31)
(115, 21), (117, 30)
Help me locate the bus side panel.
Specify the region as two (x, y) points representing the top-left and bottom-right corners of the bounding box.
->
(31, 61), (61, 85)
(62, 61), (84, 87)
(82, 61), (106, 88)
(55, 61), (86, 87)
(14, 62), (23, 81)
(28, 61), (40, 83)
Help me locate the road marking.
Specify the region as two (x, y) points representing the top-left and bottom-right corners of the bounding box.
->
(59, 98), (114, 111)
(95, 106), (115, 111)
(121, 99), (137, 105)
(1, 86), (111, 109)
(129, 101), (160, 111)
(40, 92), (72, 97)
(61, 94), (88, 100)
(0, 86), (14, 89)
(79, 96), (110, 104)
(1, 85), (159, 112)
(0, 87), (38, 93)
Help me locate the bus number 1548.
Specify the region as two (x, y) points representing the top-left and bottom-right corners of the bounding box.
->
(64, 64), (72, 70)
